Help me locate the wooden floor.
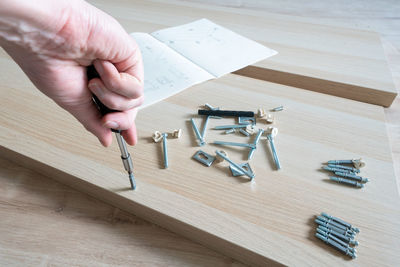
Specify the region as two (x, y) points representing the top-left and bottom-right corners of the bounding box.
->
(1, 0), (399, 266)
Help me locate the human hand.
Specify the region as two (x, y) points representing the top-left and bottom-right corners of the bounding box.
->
(0, 0), (144, 147)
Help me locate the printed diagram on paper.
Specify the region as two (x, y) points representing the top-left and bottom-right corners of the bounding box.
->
(131, 19), (278, 107)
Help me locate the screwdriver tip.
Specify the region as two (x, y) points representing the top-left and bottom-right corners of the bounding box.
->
(129, 173), (136, 190)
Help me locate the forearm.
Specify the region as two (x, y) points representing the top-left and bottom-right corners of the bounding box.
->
(0, 0), (74, 51)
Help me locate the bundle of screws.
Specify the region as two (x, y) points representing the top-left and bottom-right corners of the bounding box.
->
(322, 159), (368, 188)
(315, 212), (359, 259)
(191, 104), (284, 179)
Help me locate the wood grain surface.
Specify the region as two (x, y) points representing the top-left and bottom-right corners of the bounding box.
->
(1, 49), (400, 265)
(86, 0), (397, 106)
(1, 0), (400, 266)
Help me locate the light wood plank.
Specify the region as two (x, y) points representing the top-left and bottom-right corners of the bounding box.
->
(0, 157), (241, 266)
(85, 0), (397, 106)
(1, 57), (399, 265)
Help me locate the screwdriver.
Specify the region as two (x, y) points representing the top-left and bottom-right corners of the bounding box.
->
(87, 65), (136, 190)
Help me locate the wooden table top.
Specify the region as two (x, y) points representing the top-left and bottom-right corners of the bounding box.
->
(1, 0), (399, 266)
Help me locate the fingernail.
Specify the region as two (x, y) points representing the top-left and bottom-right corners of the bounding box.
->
(104, 121), (119, 129)
(94, 60), (104, 76)
(89, 83), (103, 97)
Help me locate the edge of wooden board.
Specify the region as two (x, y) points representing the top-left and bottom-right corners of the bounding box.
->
(0, 136), (292, 267)
(235, 66), (398, 107)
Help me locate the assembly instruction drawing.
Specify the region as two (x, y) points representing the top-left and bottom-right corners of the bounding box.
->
(131, 19), (278, 108)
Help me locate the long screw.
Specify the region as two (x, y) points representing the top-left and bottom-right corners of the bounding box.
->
(317, 226), (359, 246)
(191, 118), (205, 146)
(162, 133), (168, 169)
(330, 176), (364, 188)
(248, 129), (264, 160)
(214, 125), (248, 130)
(315, 233), (357, 259)
(317, 228), (356, 253)
(328, 164), (360, 173)
(321, 212), (360, 233)
(334, 171), (369, 183)
(213, 141), (255, 149)
(315, 218), (355, 238)
(201, 103), (219, 139)
(267, 133), (281, 170)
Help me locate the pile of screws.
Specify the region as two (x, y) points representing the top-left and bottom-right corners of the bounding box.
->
(315, 212), (359, 259)
(191, 104), (284, 179)
(322, 159), (368, 188)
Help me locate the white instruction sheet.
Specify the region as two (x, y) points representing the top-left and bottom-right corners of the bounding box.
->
(131, 19), (278, 107)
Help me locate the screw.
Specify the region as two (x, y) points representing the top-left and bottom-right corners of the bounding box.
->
(330, 176), (364, 188)
(323, 166), (355, 174)
(239, 128), (250, 136)
(215, 124), (248, 130)
(328, 160), (353, 165)
(248, 128), (264, 160)
(315, 233), (357, 259)
(201, 116), (210, 139)
(201, 103), (220, 140)
(225, 128), (236, 134)
(213, 141), (255, 149)
(215, 150), (254, 180)
(271, 106), (284, 112)
(191, 118), (205, 146)
(317, 216), (349, 232)
(317, 225), (358, 246)
(321, 212), (360, 233)
(334, 171), (369, 183)
(327, 159), (365, 169)
(317, 228), (357, 253)
(328, 164), (360, 173)
(315, 218), (355, 238)
(267, 133), (281, 170)
(162, 133), (168, 169)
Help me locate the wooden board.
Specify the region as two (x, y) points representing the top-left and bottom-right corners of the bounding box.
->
(1, 55), (400, 265)
(0, 157), (241, 266)
(86, 0), (397, 107)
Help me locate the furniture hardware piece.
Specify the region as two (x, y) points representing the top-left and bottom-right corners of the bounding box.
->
(257, 108), (266, 118)
(327, 159), (365, 169)
(238, 116), (256, 125)
(230, 163), (254, 177)
(215, 150), (255, 180)
(323, 166), (355, 174)
(328, 164), (360, 173)
(334, 172), (368, 183)
(330, 176), (364, 188)
(198, 109), (254, 117)
(317, 228), (356, 253)
(239, 128), (250, 136)
(321, 212), (360, 233)
(193, 150), (216, 167)
(267, 131), (281, 170)
(162, 133), (168, 169)
(213, 141), (255, 149)
(315, 233), (357, 259)
(248, 129), (264, 160)
(190, 118), (205, 146)
(214, 124), (248, 130)
(271, 106), (284, 112)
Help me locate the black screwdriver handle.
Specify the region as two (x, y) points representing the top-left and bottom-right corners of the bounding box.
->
(87, 65), (120, 133)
